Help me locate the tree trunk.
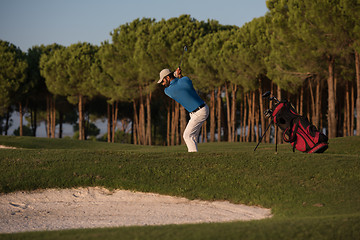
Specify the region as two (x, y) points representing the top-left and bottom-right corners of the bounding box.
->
(170, 101), (180, 145)
(139, 101), (145, 145)
(107, 103), (112, 143)
(84, 113), (89, 140)
(46, 96), (50, 138)
(34, 107), (37, 136)
(300, 85), (304, 116)
(345, 81), (350, 136)
(51, 99), (56, 138)
(78, 95), (84, 140)
(309, 78), (316, 126)
(231, 84), (237, 142)
(255, 104), (259, 143)
(146, 93), (152, 145)
(243, 94), (247, 142)
(180, 105), (186, 145)
(306, 96), (311, 125)
(319, 82), (323, 131)
(133, 100), (139, 145)
(355, 51), (360, 136)
(5, 108), (10, 135)
(258, 81), (264, 142)
(30, 109), (33, 136)
(277, 86), (282, 143)
(210, 89), (215, 142)
(217, 86), (222, 142)
(201, 121), (207, 143)
(30, 106), (37, 136)
(175, 102), (180, 145)
(139, 87), (146, 145)
(327, 56), (337, 138)
(115, 101), (119, 142)
(112, 101), (118, 143)
(59, 111), (63, 138)
(131, 111), (134, 144)
(350, 80), (355, 136)
(171, 101), (176, 146)
(167, 102), (171, 146)
(296, 90), (300, 113)
(225, 82), (231, 142)
(247, 92), (252, 142)
(239, 98), (243, 142)
(19, 102), (23, 137)
(251, 91), (256, 142)
(314, 77), (321, 128)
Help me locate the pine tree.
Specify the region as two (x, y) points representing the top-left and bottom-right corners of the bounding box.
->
(0, 40), (27, 135)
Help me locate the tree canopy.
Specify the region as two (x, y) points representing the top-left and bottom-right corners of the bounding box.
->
(2, 2), (360, 141)
(0, 40), (27, 114)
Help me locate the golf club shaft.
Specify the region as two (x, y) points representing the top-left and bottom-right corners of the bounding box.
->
(179, 54), (184, 68)
(178, 46), (187, 68)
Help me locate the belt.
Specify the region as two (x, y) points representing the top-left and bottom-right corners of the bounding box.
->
(191, 103), (205, 113)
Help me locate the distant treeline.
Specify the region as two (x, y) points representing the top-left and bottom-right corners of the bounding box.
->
(1, 0), (360, 145)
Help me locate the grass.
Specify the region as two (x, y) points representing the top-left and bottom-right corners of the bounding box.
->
(0, 135), (359, 239)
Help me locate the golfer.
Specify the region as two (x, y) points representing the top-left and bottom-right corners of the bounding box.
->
(157, 68), (209, 152)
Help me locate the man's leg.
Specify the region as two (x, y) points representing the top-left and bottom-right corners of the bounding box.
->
(183, 105), (209, 152)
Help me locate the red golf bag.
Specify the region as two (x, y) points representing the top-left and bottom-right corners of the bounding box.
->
(271, 100), (328, 153)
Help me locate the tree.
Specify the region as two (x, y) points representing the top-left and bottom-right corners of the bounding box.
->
(133, 18), (157, 145)
(100, 19), (148, 144)
(0, 40), (27, 135)
(27, 44), (64, 137)
(226, 16), (272, 143)
(189, 29), (237, 142)
(92, 41), (135, 143)
(266, 0), (354, 138)
(41, 43), (98, 140)
(338, 0), (360, 136)
(151, 15), (230, 144)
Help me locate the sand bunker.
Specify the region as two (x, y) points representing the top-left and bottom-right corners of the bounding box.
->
(0, 187), (272, 233)
(0, 145), (17, 149)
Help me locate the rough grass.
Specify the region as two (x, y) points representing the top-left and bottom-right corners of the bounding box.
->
(0, 135), (359, 239)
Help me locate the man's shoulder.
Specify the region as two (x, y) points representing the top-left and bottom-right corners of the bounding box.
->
(180, 76), (191, 81)
(179, 76), (192, 84)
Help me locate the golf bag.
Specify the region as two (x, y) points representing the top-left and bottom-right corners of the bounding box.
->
(271, 100), (328, 153)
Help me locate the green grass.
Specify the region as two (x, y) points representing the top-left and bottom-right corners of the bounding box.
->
(0, 135), (359, 239)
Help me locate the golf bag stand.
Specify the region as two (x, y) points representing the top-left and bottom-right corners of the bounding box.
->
(253, 119), (273, 152)
(254, 92), (329, 153)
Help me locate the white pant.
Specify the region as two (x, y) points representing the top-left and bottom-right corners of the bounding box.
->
(183, 104), (209, 152)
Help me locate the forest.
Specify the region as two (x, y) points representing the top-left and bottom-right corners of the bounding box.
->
(1, 0), (359, 146)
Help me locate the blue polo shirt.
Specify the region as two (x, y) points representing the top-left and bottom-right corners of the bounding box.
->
(164, 76), (204, 113)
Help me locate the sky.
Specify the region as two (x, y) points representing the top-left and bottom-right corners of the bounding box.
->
(0, 0), (269, 52)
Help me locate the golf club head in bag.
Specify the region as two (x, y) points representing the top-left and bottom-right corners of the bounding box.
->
(255, 92), (328, 153)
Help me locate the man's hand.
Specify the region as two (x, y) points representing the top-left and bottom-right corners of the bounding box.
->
(174, 67), (182, 78)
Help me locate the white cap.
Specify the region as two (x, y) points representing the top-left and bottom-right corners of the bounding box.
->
(157, 69), (172, 84)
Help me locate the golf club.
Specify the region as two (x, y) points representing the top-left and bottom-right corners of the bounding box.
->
(262, 91), (271, 98)
(254, 91), (279, 152)
(254, 91), (274, 151)
(270, 96), (280, 103)
(262, 91), (279, 103)
(178, 45), (187, 69)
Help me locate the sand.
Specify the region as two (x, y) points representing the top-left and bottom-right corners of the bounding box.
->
(0, 187), (272, 233)
(0, 145), (17, 149)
